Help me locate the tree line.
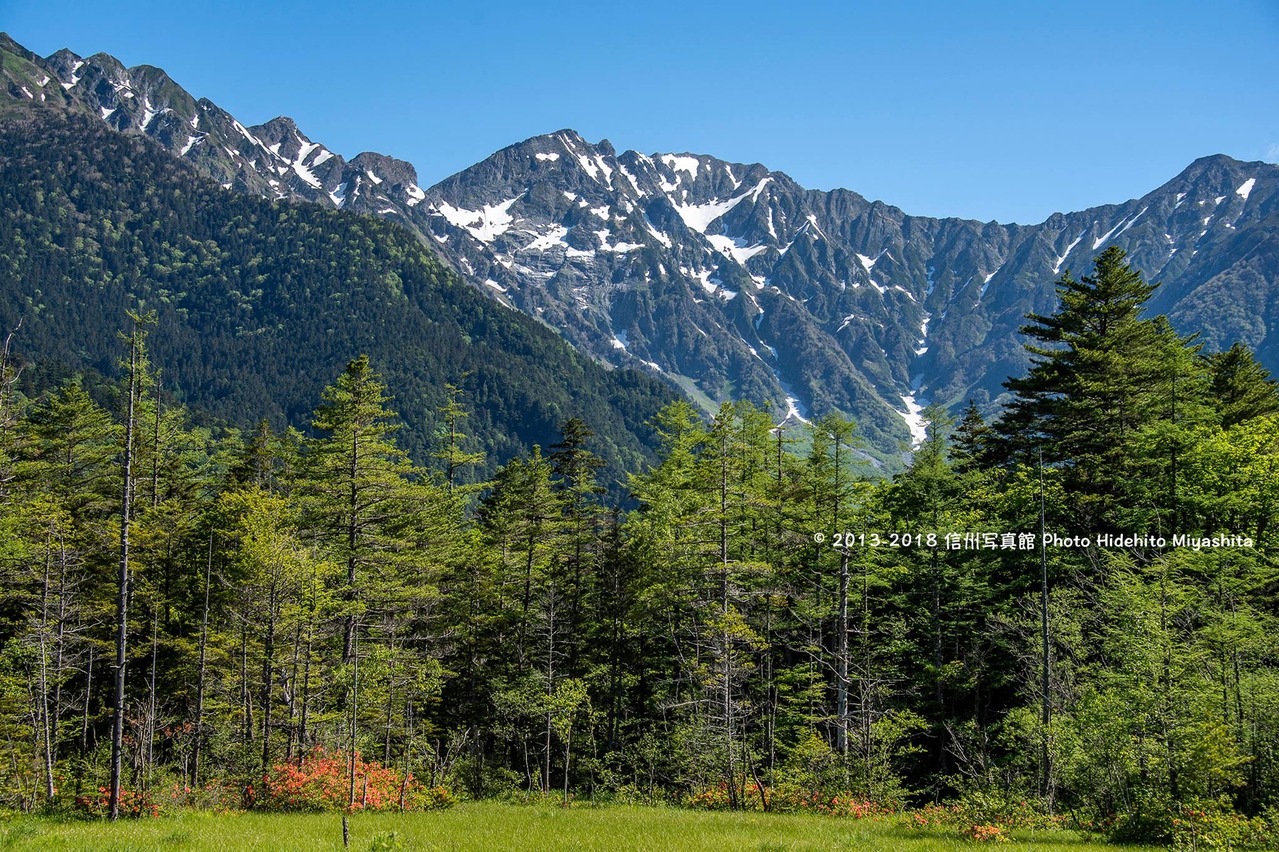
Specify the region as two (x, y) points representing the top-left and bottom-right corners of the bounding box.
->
(0, 247), (1275, 843)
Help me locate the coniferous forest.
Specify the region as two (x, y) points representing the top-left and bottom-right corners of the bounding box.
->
(1, 212), (1278, 847)
(0, 114), (678, 490)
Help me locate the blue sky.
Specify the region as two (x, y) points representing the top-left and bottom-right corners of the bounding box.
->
(5, 0), (1277, 223)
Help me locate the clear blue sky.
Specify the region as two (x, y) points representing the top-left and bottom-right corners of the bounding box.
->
(5, 0), (1277, 224)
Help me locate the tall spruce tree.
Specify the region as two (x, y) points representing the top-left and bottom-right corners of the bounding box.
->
(993, 247), (1202, 531)
(1208, 342), (1279, 429)
(304, 356), (418, 664)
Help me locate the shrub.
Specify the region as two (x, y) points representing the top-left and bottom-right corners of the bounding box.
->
(907, 793), (1065, 843)
(1171, 801), (1273, 851)
(74, 786), (160, 819)
(962, 823), (1011, 843)
(258, 746), (454, 813)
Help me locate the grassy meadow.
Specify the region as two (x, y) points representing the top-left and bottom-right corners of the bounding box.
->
(0, 801), (1155, 851)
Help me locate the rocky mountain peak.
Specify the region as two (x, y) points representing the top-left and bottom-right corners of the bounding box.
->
(3, 32), (1277, 463)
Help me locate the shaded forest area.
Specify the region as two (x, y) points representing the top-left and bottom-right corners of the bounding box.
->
(0, 113), (678, 489)
(0, 247), (1277, 847)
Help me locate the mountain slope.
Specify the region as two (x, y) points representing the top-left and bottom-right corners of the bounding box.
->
(0, 110), (678, 484)
(5, 32), (1277, 460)
(411, 134), (1278, 449)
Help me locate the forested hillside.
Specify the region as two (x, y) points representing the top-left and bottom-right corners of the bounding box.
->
(0, 112), (677, 486)
(0, 245), (1275, 846)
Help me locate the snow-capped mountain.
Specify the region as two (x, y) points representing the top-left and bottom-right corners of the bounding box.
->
(5, 32), (1277, 459)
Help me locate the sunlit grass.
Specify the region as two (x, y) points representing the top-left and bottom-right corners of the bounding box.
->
(0, 800), (1158, 851)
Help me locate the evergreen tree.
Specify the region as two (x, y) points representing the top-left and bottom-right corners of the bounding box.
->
(950, 400), (992, 476)
(431, 383), (485, 492)
(303, 355), (418, 664)
(993, 247), (1203, 531)
(1208, 341), (1279, 428)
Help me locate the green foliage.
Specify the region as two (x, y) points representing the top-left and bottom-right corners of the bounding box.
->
(1209, 342), (1279, 429)
(995, 247), (1209, 531)
(0, 191), (1278, 848)
(0, 112), (676, 490)
(369, 830), (407, 852)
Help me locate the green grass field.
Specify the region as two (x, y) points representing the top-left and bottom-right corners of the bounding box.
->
(0, 802), (1155, 851)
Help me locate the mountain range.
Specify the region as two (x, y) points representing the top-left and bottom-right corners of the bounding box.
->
(4, 32), (1277, 461)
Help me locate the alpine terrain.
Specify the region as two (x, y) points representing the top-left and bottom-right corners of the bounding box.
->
(4, 32), (1277, 460)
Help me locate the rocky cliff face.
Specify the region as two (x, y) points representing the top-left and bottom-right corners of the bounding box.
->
(5, 33), (1276, 460)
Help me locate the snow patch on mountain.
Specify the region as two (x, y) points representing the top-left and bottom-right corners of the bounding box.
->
(804, 214), (830, 243)
(1053, 232), (1085, 274)
(329, 182), (348, 208)
(291, 153), (322, 188)
(694, 269), (722, 296)
(915, 315), (931, 356)
(434, 196), (523, 243)
(857, 249), (888, 271)
(1093, 218), (1126, 250)
(674, 194), (749, 233)
(707, 234), (768, 266)
(1237, 178), (1256, 201)
(661, 155), (699, 180)
(1116, 206), (1148, 238)
(524, 225), (570, 252)
(617, 164), (643, 195)
(596, 229), (643, 253)
(569, 141), (614, 185)
(644, 215), (673, 247)
(898, 386), (928, 447)
(61, 60), (84, 89)
(671, 179), (770, 234)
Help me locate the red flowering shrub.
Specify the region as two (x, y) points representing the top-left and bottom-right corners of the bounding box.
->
(962, 823), (1011, 843)
(75, 786), (160, 819)
(258, 746), (455, 813)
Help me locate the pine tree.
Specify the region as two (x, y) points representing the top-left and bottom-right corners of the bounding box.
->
(950, 401), (992, 476)
(110, 310), (155, 820)
(549, 418), (605, 674)
(304, 355), (418, 665)
(1208, 342), (1279, 428)
(993, 247), (1202, 531)
(431, 383), (485, 492)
